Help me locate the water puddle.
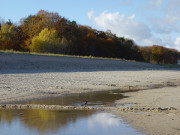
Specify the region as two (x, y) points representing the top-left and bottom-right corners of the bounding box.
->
(25, 90), (127, 107)
(0, 109), (142, 135)
(0, 89), (143, 134)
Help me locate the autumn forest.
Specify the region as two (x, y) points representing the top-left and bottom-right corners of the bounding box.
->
(0, 10), (179, 64)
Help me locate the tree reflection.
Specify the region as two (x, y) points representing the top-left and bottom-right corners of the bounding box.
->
(0, 109), (95, 134)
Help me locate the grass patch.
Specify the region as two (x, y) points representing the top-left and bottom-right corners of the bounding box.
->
(0, 49), (136, 62)
(160, 64), (180, 69)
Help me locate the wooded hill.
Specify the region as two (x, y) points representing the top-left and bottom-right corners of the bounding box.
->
(0, 10), (179, 64)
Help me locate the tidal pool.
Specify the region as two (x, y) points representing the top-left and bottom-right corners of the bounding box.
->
(0, 109), (142, 135)
(26, 90), (127, 107)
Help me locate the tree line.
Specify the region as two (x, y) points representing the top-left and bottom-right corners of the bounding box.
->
(0, 10), (179, 64)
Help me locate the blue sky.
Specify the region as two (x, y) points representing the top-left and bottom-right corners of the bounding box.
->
(1, 0), (122, 25)
(1, 0), (180, 51)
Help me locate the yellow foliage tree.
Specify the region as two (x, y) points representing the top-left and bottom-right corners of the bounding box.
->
(0, 23), (16, 50)
(30, 28), (61, 53)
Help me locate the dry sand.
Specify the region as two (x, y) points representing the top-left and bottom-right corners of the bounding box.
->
(114, 86), (180, 135)
(0, 52), (180, 135)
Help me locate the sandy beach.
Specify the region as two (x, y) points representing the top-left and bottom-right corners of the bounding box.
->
(0, 52), (180, 135)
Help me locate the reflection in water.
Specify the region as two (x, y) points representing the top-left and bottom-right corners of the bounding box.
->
(26, 90), (126, 107)
(0, 109), (142, 135)
(0, 109), (94, 135)
(0, 90), (141, 134)
(88, 113), (119, 128)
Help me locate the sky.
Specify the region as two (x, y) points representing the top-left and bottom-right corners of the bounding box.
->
(1, 0), (180, 51)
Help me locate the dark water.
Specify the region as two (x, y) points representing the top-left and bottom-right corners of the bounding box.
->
(0, 109), (142, 135)
(26, 90), (127, 107)
(0, 90), (143, 135)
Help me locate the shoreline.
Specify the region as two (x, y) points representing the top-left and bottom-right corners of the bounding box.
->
(0, 103), (179, 113)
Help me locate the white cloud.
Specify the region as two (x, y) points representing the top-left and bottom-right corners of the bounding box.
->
(148, 0), (163, 8)
(155, 0), (163, 7)
(150, 14), (180, 34)
(168, 0), (180, 10)
(148, 0), (180, 34)
(87, 10), (94, 20)
(174, 37), (180, 51)
(87, 1), (180, 51)
(88, 10), (162, 46)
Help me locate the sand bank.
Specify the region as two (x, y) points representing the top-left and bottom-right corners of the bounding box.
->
(114, 86), (180, 135)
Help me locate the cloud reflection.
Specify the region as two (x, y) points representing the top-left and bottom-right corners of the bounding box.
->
(88, 113), (120, 129)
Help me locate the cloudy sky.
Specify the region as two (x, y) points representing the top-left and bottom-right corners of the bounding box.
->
(1, 0), (180, 50)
